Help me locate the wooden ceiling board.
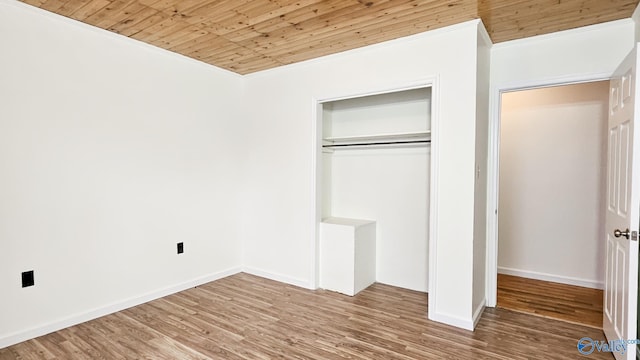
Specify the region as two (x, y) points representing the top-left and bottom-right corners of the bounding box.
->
(481, 0), (640, 42)
(18, 0), (640, 74)
(254, 1), (477, 63)
(242, 1), (441, 55)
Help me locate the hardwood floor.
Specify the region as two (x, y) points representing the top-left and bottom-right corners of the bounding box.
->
(1, 273), (611, 359)
(497, 274), (604, 329)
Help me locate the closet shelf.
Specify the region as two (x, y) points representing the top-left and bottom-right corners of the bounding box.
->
(322, 131), (430, 149)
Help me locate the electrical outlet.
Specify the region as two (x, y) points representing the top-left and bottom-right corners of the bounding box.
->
(177, 242), (184, 254)
(22, 270), (34, 288)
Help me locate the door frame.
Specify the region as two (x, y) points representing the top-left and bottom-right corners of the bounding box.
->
(486, 72), (612, 307)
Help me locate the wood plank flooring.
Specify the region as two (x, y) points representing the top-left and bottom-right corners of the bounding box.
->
(1, 273), (611, 359)
(497, 274), (604, 329)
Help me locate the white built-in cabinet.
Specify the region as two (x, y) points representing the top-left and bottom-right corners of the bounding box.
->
(320, 217), (376, 296)
(319, 87), (431, 294)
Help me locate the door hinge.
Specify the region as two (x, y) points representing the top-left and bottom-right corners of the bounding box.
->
(632, 231), (638, 241)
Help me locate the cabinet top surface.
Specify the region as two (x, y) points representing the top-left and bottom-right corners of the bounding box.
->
(322, 217), (376, 227)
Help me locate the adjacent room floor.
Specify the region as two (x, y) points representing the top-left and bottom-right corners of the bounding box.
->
(1, 273), (609, 359)
(497, 273), (604, 329)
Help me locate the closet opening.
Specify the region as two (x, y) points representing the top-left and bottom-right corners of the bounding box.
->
(313, 86), (432, 299)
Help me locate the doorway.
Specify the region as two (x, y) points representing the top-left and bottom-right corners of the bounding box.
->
(496, 81), (609, 327)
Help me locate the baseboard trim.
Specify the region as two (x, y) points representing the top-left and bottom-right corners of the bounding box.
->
(0, 267), (242, 349)
(472, 299), (486, 329)
(242, 266), (312, 289)
(428, 310), (475, 331)
(498, 267), (603, 289)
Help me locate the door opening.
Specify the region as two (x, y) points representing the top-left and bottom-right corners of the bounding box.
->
(496, 81), (609, 327)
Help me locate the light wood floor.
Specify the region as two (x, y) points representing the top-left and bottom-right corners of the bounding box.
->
(497, 274), (604, 329)
(1, 273), (611, 359)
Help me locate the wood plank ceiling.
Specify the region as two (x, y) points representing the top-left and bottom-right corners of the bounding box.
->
(19, 0), (640, 74)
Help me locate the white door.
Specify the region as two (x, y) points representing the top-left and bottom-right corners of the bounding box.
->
(603, 45), (640, 360)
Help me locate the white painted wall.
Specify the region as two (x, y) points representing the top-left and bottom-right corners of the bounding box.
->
(241, 21), (482, 328)
(472, 24), (491, 324)
(324, 89), (431, 137)
(0, 1), (244, 347)
(323, 89), (430, 292)
(486, 18), (635, 306)
(328, 148), (429, 292)
(633, 4), (640, 43)
(491, 20), (635, 88)
(498, 82), (608, 288)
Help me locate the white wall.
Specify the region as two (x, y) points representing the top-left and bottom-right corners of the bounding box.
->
(491, 20), (635, 87)
(633, 4), (640, 43)
(324, 89), (431, 137)
(241, 20), (482, 329)
(328, 147), (429, 292)
(486, 18), (636, 306)
(0, 1), (244, 347)
(472, 24), (491, 324)
(498, 82), (608, 288)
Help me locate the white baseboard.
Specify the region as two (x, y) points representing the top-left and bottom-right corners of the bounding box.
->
(472, 299), (486, 329)
(242, 266), (313, 289)
(0, 267), (242, 349)
(498, 267), (603, 289)
(428, 310), (475, 331)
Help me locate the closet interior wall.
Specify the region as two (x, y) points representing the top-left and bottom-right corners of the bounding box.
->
(321, 88), (431, 292)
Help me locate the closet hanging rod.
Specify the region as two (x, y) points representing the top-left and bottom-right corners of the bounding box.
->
(323, 131), (430, 143)
(322, 140), (430, 148)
